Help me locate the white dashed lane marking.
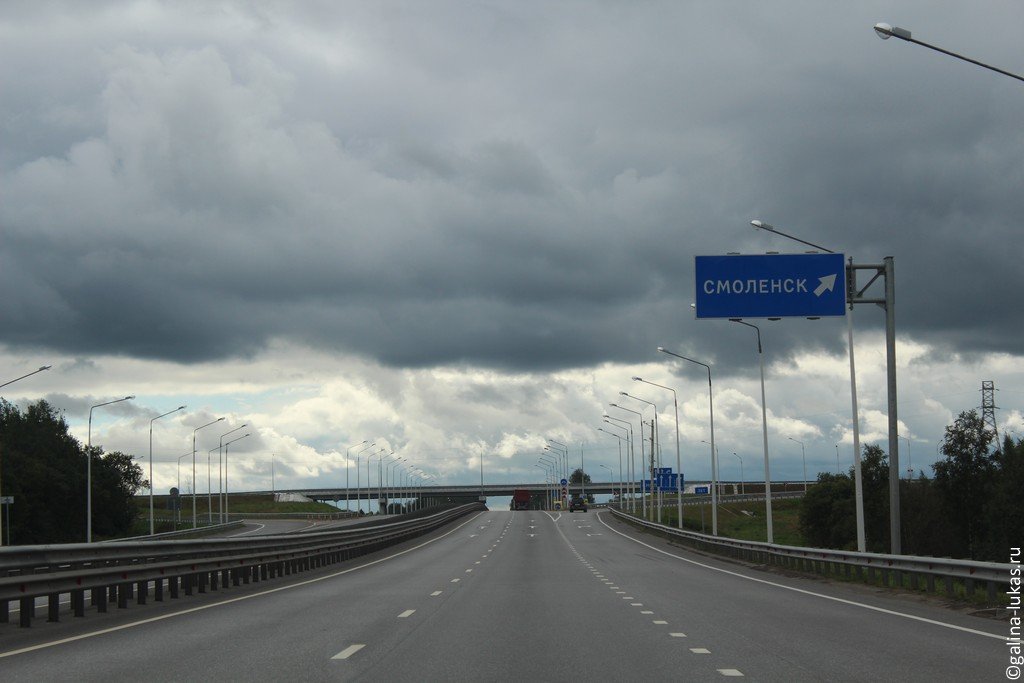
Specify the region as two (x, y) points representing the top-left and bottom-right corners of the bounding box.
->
(331, 644), (365, 660)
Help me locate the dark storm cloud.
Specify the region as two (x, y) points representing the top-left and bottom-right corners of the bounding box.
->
(2, 2), (1022, 375)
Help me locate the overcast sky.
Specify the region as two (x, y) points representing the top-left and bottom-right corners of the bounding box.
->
(2, 2), (1022, 505)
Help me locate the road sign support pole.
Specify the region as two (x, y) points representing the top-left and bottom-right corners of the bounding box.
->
(846, 260), (867, 553)
(847, 258), (900, 555)
(883, 257), (901, 554)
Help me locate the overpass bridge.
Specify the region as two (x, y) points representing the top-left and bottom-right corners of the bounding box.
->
(291, 480), (810, 503)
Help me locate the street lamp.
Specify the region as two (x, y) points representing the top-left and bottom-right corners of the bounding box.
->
(620, 391), (661, 523)
(788, 437), (808, 492)
(353, 442), (375, 515)
(191, 417), (224, 528)
(658, 347), (719, 536)
(874, 23), (1024, 84)
(597, 427), (624, 505)
(727, 319), (774, 543)
(215, 424), (247, 524)
(0, 364), (51, 546)
(0, 365), (52, 390)
(633, 376), (684, 530)
(899, 434), (912, 479)
(733, 452), (744, 495)
(540, 454), (559, 508)
(149, 405), (186, 535)
(599, 463), (614, 503)
(534, 463), (552, 509)
(388, 457), (404, 513)
(604, 414), (636, 512)
(87, 395), (134, 542)
(223, 432), (250, 520)
(344, 440), (368, 513)
(751, 219), (868, 553)
(547, 439), (568, 484)
(609, 403), (647, 519)
(176, 451), (191, 525)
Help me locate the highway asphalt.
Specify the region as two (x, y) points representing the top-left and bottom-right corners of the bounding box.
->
(0, 509), (1009, 681)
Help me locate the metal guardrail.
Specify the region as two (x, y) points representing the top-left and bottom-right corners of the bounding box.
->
(609, 507), (1012, 602)
(0, 503), (484, 628)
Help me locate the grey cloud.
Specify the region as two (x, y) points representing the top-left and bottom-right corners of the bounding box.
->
(1, 2), (1022, 378)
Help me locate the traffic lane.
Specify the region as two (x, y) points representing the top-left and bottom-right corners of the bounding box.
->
(0, 510), (501, 680)
(352, 508), (738, 681)
(576, 510), (1005, 681)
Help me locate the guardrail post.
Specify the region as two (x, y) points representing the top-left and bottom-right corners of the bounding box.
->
(19, 596), (32, 627)
(95, 586), (108, 612)
(944, 575), (954, 596)
(48, 594), (60, 622)
(154, 578), (164, 602)
(965, 577), (975, 599)
(988, 580), (998, 602)
(210, 570), (219, 591)
(1, 599), (8, 623)
(137, 580), (147, 605)
(117, 583), (130, 609)
(73, 589), (85, 617)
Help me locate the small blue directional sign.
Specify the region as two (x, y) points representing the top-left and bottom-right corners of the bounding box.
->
(642, 472), (681, 492)
(694, 486), (709, 495)
(694, 253), (846, 319)
(560, 478), (568, 486)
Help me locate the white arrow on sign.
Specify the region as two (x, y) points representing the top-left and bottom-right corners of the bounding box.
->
(813, 273), (837, 297)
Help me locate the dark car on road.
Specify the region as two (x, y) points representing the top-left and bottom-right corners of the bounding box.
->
(568, 495), (588, 512)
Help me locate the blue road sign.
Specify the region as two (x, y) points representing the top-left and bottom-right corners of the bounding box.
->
(560, 478), (568, 486)
(694, 486), (709, 495)
(642, 473), (681, 492)
(694, 253), (846, 319)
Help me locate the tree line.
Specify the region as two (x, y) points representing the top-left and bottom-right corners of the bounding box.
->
(0, 399), (146, 544)
(799, 410), (1022, 562)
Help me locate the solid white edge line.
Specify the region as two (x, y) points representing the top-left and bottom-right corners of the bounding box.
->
(596, 511), (1004, 641)
(0, 511), (487, 659)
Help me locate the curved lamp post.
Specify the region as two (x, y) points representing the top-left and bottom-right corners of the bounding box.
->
(788, 437), (808, 492)
(732, 452), (744, 495)
(191, 417), (224, 528)
(597, 427), (624, 504)
(609, 403), (647, 520)
(658, 347), (719, 536)
(215, 424), (247, 524)
(751, 218), (866, 553)
(620, 391), (661, 522)
(88, 395), (134, 542)
(727, 319), (774, 543)
(604, 414), (636, 512)
(633, 376), (684, 529)
(874, 23), (1024, 84)
(149, 405), (186, 535)
(222, 432), (250, 520)
(343, 440), (368, 513)
(0, 365), (51, 546)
